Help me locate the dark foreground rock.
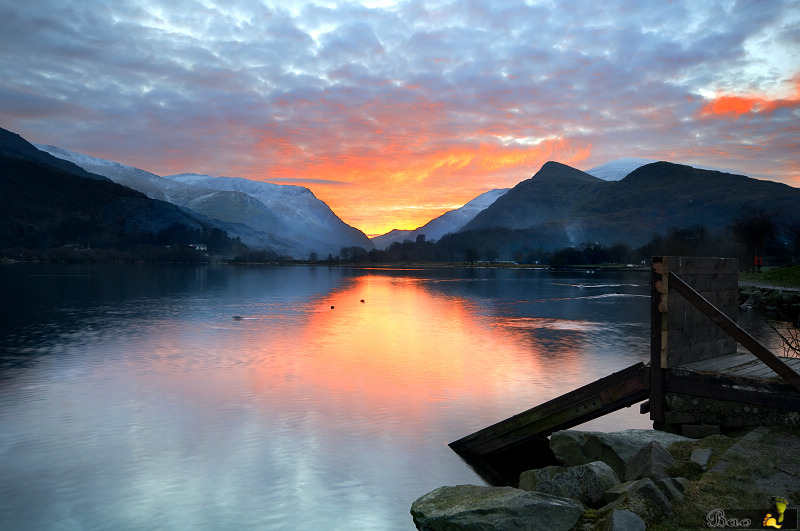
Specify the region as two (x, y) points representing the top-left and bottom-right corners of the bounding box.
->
(519, 461), (619, 507)
(549, 429), (690, 479)
(410, 484), (584, 531)
(603, 509), (646, 531)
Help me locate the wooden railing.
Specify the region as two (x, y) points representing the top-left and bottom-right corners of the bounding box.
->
(650, 256), (800, 421)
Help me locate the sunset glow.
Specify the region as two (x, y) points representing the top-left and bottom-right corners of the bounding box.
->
(1, 1), (799, 234)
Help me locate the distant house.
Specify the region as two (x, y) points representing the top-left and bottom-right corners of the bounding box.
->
(189, 244), (208, 251)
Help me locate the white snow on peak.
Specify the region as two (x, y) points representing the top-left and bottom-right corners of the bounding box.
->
(371, 188), (509, 249)
(585, 158), (657, 181)
(34, 145), (372, 258)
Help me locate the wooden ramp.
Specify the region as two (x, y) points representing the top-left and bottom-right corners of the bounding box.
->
(448, 362), (649, 485)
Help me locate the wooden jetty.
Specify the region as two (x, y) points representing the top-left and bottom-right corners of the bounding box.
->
(450, 256), (800, 485)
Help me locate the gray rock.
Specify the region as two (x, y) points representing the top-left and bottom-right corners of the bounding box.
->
(624, 441), (675, 481)
(603, 478), (673, 522)
(519, 461), (620, 507)
(410, 484), (584, 531)
(602, 480), (638, 504)
(603, 509), (646, 531)
(655, 477), (687, 501)
(550, 429), (690, 479)
(690, 447), (712, 470)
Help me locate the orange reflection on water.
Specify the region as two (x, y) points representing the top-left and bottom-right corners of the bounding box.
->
(245, 274), (590, 426)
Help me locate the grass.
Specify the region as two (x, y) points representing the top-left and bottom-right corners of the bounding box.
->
(739, 264), (800, 289)
(648, 427), (800, 531)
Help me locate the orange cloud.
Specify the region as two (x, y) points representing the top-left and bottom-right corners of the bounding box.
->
(699, 77), (800, 118)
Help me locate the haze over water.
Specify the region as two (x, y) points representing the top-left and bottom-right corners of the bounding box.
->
(0, 264), (783, 529)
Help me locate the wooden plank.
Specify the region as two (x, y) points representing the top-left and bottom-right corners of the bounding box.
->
(679, 352), (757, 373)
(669, 274), (737, 293)
(667, 324), (733, 347)
(449, 363), (650, 458)
(666, 257), (738, 275)
(651, 257), (666, 421)
(668, 271), (800, 393)
(667, 290), (738, 313)
(666, 338), (738, 367)
(667, 305), (738, 328)
(664, 371), (800, 411)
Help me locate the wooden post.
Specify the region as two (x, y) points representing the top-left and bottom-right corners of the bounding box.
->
(650, 257), (666, 422)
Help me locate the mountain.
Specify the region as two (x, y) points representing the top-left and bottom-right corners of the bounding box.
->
(453, 160), (800, 252)
(1, 128), (236, 252)
(35, 145), (373, 259)
(165, 174), (373, 258)
(371, 188), (509, 249)
(586, 158), (656, 181)
(462, 161), (603, 232)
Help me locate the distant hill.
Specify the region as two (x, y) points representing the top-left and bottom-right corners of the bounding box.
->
(462, 161), (603, 232)
(36, 144), (373, 259)
(0, 127), (236, 252)
(371, 188), (509, 249)
(452, 160), (800, 252)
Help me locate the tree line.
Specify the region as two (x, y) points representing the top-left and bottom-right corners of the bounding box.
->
(326, 209), (800, 270)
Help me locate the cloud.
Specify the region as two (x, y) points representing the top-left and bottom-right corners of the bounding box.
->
(1, 0), (799, 234)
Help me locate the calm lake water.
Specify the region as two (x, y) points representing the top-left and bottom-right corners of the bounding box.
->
(0, 264), (785, 530)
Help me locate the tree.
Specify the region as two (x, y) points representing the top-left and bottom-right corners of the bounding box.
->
(729, 209), (775, 272)
(465, 247), (479, 265)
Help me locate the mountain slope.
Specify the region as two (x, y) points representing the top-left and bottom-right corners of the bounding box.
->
(462, 161), (603, 232)
(35, 145), (373, 258)
(454, 160), (800, 252)
(165, 174), (374, 257)
(1, 128), (230, 251)
(371, 188), (509, 249)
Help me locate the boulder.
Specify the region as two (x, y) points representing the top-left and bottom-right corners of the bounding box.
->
(519, 461), (620, 507)
(602, 478), (673, 522)
(655, 477), (688, 502)
(550, 429), (690, 479)
(410, 484), (584, 531)
(624, 441), (675, 481)
(690, 447), (712, 470)
(603, 509), (646, 531)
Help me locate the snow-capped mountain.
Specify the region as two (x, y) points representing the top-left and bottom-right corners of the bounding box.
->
(165, 173), (373, 257)
(371, 188), (509, 250)
(35, 145), (372, 258)
(587, 158), (734, 181)
(585, 158), (656, 181)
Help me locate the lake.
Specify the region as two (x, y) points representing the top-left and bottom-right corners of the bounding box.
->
(0, 264), (784, 530)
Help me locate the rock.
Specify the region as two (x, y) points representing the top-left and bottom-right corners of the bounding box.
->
(603, 509), (646, 531)
(602, 478), (673, 522)
(624, 441), (675, 481)
(602, 480), (637, 504)
(690, 447), (712, 470)
(519, 461), (620, 507)
(550, 429), (690, 479)
(655, 477), (687, 501)
(410, 484), (584, 531)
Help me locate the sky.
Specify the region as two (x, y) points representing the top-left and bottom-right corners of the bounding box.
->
(1, 0), (799, 236)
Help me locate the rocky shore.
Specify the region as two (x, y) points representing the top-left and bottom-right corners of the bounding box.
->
(411, 426), (800, 530)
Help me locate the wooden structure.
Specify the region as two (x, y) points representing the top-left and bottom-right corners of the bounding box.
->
(650, 256), (800, 430)
(450, 256), (800, 485)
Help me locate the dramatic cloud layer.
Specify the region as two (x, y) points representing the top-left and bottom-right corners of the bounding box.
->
(2, 0), (798, 234)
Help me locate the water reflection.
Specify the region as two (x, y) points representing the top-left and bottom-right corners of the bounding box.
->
(0, 265), (789, 530)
